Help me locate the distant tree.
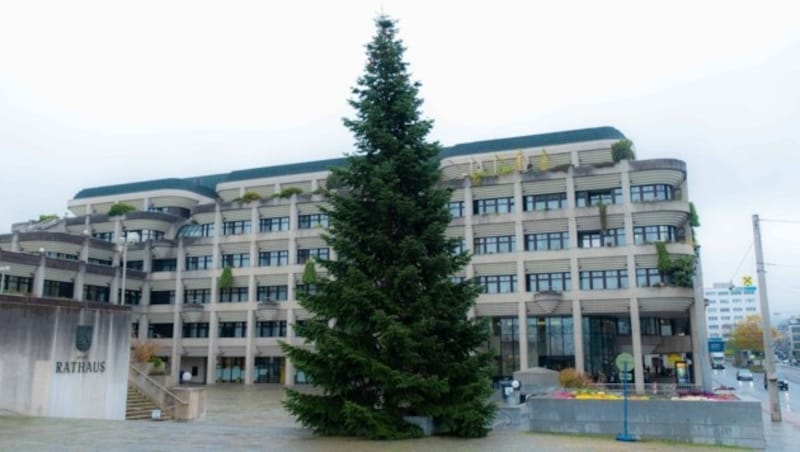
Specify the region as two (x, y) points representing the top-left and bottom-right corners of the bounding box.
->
(107, 203), (136, 217)
(728, 315), (778, 354)
(280, 16), (495, 440)
(37, 214), (59, 222)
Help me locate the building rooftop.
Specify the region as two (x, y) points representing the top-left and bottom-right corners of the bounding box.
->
(73, 126), (625, 200)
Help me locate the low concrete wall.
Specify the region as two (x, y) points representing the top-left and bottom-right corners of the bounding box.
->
(172, 387), (206, 421)
(528, 398), (765, 449)
(0, 295), (130, 420)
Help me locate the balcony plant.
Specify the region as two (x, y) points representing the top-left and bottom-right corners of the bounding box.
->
(108, 203), (136, 217)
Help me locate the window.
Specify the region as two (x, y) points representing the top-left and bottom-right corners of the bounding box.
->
(88, 257), (112, 266)
(120, 289), (141, 305)
(707, 308), (717, 313)
(222, 253), (250, 268)
(148, 323), (174, 338)
(151, 290), (175, 305)
(448, 201), (465, 218)
(44, 251), (78, 261)
(450, 238), (466, 255)
(256, 321), (287, 337)
(152, 259), (177, 272)
(186, 255), (213, 270)
(257, 285), (288, 302)
(179, 223), (215, 237)
(43, 280), (73, 298)
(526, 272), (571, 292)
(0, 275), (32, 294)
(631, 184), (675, 202)
(473, 197), (514, 215)
(579, 270), (628, 290)
(633, 225), (677, 244)
(575, 187), (623, 207)
(297, 248), (329, 264)
(525, 232), (569, 251)
(708, 316), (718, 321)
(578, 228), (625, 248)
(126, 260), (144, 271)
(523, 192), (567, 211)
(223, 220), (251, 236)
(636, 268), (668, 287)
(219, 287), (248, 303)
(476, 275), (516, 293)
(182, 322), (209, 338)
(260, 216), (290, 232)
(296, 284), (318, 296)
(92, 231), (114, 242)
(184, 289), (211, 304)
(259, 250), (288, 267)
(123, 229), (164, 242)
(298, 213), (329, 229)
(473, 235), (515, 254)
(83, 285), (110, 303)
(219, 321), (247, 338)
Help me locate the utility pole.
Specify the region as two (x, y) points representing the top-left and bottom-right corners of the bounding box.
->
(754, 214), (781, 422)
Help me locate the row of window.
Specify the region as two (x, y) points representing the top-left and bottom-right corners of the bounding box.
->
(151, 320), (291, 339)
(451, 184), (676, 217)
(467, 226), (678, 255)
(92, 229), (164, 243)
(179, 215), (329, 238)
(475, 268), (677, 293)
(162, 248), (330, 272)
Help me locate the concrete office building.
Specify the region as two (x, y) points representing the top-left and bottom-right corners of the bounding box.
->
(0, 126), (706, 392)
(704, 282), (760, 341)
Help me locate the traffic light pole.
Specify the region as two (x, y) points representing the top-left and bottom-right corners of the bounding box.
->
(754, 214), (781, 422)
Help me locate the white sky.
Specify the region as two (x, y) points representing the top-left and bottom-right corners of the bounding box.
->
(1, 1), (798, 314)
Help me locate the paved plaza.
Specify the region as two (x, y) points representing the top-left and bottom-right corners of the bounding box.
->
(2, 385), (800, 451)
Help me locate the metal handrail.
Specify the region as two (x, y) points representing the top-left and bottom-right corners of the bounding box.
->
(129, 365), (188, 407)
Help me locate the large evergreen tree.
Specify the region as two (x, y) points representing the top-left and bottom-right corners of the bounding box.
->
(280, 16), (495, 439)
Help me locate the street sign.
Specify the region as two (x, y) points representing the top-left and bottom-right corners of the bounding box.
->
(615, 352), (634, 371)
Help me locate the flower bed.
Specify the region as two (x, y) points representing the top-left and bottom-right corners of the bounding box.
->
(549, 388), (738, 401)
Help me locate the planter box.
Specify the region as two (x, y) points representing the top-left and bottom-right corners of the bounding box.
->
(527, 398), (764, 449)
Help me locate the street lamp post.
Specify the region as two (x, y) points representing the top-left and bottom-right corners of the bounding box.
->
(118, 235), (131, 306)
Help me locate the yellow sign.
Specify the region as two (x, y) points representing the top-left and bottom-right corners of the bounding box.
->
(742, 276), (753, 287)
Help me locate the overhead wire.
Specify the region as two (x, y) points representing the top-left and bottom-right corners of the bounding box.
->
(728, 242), (753, 286)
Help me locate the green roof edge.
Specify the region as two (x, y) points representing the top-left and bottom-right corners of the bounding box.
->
(73, 126), (624, 200)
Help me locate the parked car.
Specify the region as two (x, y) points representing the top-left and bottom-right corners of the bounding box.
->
(736, 369), (754, 381)
(763, 373), (789, 391)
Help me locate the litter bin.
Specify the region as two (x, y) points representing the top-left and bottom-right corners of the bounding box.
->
(499, 380), (514, 403)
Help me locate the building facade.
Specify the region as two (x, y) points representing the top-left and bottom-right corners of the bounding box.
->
(704, 282), (760, 341)
(0, 126), (707, 391)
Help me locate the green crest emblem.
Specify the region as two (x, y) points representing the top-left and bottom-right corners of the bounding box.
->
(75, 325), (93, 352)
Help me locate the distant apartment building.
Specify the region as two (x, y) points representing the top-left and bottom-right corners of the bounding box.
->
(704, 282), (760, 340)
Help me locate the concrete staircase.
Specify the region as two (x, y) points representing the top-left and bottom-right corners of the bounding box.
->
(126, 385), (171, 421)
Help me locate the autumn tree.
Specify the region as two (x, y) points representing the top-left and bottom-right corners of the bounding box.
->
(280, 16), (495, 439)
(728, 315), (778, 354)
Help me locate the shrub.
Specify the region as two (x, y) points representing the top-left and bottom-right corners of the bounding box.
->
(132, 340), (157, 363)
(611, 139), (635, 162)
(559, 368), (592, 388)
(235, 191), (262, 203)
(274, 187), (304, 199)
(108, 203), (136, 217)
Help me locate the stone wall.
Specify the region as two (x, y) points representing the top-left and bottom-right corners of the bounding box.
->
(527, 398), (765, 449)
(0, 295), (130, 420)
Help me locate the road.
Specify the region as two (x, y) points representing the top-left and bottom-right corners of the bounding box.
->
(711, 364), (800, 415)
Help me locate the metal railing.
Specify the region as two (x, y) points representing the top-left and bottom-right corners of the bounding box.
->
(129, 365), (188, 416)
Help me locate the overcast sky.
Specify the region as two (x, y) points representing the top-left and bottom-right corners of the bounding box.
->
(1, 1), (798, 315)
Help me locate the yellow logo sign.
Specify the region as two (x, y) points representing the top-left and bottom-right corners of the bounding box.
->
(742, 276), (753, 287)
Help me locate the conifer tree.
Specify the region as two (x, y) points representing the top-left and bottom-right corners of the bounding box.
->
(280, 16), (495, 439)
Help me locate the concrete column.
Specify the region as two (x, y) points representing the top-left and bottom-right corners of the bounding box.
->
(463, 177), (475, 320)
(33, 254), (46, 297)
(692, 251), (710, 391)
(620, 160), (634, 245)
(206, 311), (219, 385)
(566, 167), (576, 209)
(10, 232), (19, 252)
(629, 297), (645, 394)
(518, 301), (528, 370)
(285, 308), (296, 387)
(572, 299), (585, 373)
(244, 309), (255, 385)
(137, 315), (149, 340)
(73, 262), (85, 302)
(289, 195), (299, 265)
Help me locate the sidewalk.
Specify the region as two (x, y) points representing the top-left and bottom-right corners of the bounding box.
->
(2, 384), (799, 450)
